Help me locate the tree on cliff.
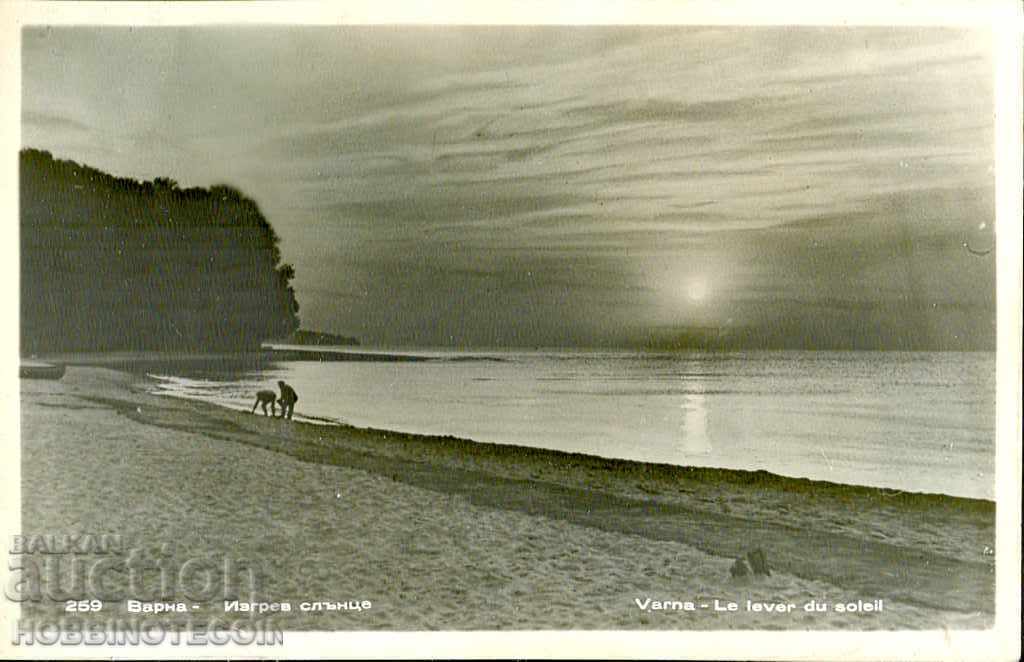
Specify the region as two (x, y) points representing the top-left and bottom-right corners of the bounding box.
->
(20, 148), (300, 352)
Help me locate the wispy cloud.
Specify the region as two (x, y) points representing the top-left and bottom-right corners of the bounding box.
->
(21, 25), (996, 347)
(22, 110), (92, 134)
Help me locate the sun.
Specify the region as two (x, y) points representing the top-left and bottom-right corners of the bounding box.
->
(686, 278), (709, 303)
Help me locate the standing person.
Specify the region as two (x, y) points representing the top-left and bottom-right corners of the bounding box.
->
(277, 380), (298, 420)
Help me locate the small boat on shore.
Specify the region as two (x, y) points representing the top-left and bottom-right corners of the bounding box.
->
(20, 361), (66, 380)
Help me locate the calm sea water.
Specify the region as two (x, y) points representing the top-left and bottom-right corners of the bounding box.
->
(148, 349), (996, 499)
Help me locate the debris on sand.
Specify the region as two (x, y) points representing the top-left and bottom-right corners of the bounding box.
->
(730, 558), (749, 578)
(747, 548), (771, 576)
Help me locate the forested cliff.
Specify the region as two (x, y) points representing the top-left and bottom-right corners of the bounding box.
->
(20, 149), (300, 353)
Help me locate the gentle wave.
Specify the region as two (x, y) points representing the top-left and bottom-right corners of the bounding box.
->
(144, 350), (996, 499)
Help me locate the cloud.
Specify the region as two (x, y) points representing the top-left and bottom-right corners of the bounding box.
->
(21, 25), (997, 348)
(22, 110), (92, 134)
(566, 94), (796, 124)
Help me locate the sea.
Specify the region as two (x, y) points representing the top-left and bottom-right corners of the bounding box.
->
(147, 348), (996, 499)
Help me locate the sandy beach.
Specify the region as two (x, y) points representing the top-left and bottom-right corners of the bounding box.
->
(19, 365), (994, 630)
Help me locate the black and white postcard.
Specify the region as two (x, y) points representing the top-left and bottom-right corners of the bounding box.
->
(2, 1), (1021, 659)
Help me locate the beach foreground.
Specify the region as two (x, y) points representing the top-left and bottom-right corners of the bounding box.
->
(19, 367), (994, 629)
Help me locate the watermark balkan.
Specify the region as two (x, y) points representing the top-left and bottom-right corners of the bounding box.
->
(7, 533), (261, 604)
(13, 617), (283, 646)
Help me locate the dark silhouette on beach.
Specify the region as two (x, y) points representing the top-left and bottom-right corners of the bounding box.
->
(20, 148), (300, 353)
(277, 380), (298, 420)
(252, 390), (278, 416)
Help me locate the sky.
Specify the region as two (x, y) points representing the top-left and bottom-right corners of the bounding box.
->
(21, 26), (997, 349)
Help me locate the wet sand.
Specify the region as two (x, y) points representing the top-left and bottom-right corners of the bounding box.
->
(19, 366), (994, 629)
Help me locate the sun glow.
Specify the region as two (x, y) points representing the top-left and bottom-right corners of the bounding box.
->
(686, 278), (709, 303)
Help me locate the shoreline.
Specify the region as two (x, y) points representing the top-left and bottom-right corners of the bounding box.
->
(19, 365), (995, 629)
(142, 369), (991, 507)
(154, 376), (993, 508)
(33, 349), (996, 504)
